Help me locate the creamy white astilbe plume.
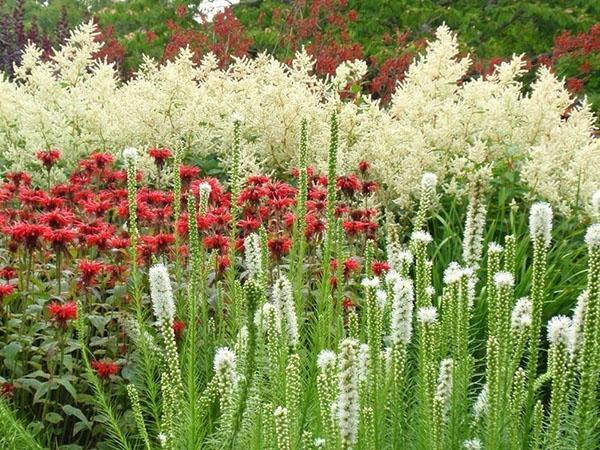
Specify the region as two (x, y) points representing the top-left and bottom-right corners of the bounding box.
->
(390, 277), (415, 345)
(529, 202), (553, 248)
(272, 275), (299, 347)
(244, 233), (262, 278)
(149, 263), (175, 324)
(2, 24), (599, 214)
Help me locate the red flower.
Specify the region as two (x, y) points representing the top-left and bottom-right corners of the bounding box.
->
(47, 301), (78, 326)
(91, 359), (120, 379)
(78, 260), (104, 286)
(217, 255), (230, 273)
(203, 234), (229, 254)
(0, 382), (15, 399)
(148, 147), (172, 169)
(268, 237), (292, 259)
(361, 180), (378, 195)
(179, 165), (200, 185)
(343, 258), (360, 277)
(44, 228), (77, 251)
(371, 261), (390, 276)
(342, 297), (355, 310)
(358, 160), (370, 174)
(36, 149), (61, 170)
(0, 266), (16, 281)
(336, 175), (362, 197)
(0, 283), (15, 300)
(7, 223), (51, 250)
(172, 320), (186, 340)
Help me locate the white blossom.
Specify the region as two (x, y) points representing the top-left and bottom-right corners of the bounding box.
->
(493, 271), (514, 288)
(122, 147), (138, 163)
(244, 233), (262, 278)
(317, 350), (337, 371)
(529, 202), (553, 247)
(547, 315), (573, 348)
(463, 438), (482, 450)
(585, 223), (600, 247)
(570, 291), (588, 353)
(511, 297), (533, 331)
(417, 306), (438, 324)
(411, 231), (433, 244)
(213, 347), (237, 385)
(149, 263), (175, 324)
(272, 275), (299, 347)
(361, 277), (380, 289)
(390, 277), (414, 345)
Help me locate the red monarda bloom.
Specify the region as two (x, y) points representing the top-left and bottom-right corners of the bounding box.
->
(91, 359), (120, 379)
(7, 223), (51, 250)
(148, 147), (172, 169)
(371, 261), (391, 276)
(172, 320), (186, 340)
(36, 149), (61, 170)
(0, 283), (15, 300)
(336, 175), (362, 197)
(358, 160), (370, 174)
(0, 382), (15, 399)
(343, 258), (360, 277)
(0, 266), (16, 281)
(47, 301), (78, 326)
(78, 260), (104, 286)
(268, 237), (292, 259)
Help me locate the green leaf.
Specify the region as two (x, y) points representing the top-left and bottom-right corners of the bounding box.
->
(62, 404), (91, 431)
(45, 412), (63, 424)
(56, 377), (78, 401)
(1, 341), (22, 362)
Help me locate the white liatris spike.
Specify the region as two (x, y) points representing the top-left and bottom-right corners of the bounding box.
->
(149, 263), (175, 324)
(336, 338), (359, 448)
(472, 384), (488, 421)
(417, 306), (438, 324)
(547, 315), (573, 349)
(357, 343), (370, 383)
(361, 276), (380, 289)
(272, 275), (299, 347)
(244, 233), (262, 278)
(410, 230), (433, 244)
(421, 172), (438, 190)
(384, 269), (401, 286)
(314, 438), (326, 449)
(254, 302), (281, 333)
(585, 223), (600, 247)
(488, 242), (503, 253)
(390, 277), (415, 345)
(214, 347), (237, 385)
(122, 147), (138, 163)
(443, 261), (463, 285)
(511, 297), (533, 331)
(463, 438), (482, 449)
(230, 111), (244, 123)
(375, 289), (388, 308)
(386, 241), (413, 271)
(529, 202), (553, 248)
(198, 181), (212, 195)
(570, 291), (588, 353)
(157, 432), (167, 448)
(434, 358), (454, 417)
(493, 271), (515, 288)
(317, 349), (337, 371)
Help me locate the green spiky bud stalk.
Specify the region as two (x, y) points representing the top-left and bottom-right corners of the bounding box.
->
(126, 384), (151, 450)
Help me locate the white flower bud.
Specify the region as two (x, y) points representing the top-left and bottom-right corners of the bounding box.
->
(122, 147), (138, 163)
(511, 297), (532, 331)
(547, 315), (572, 348)
(584, 223), (600, 247)
(529, 202), (553, 248)
(417, 306), (438, 324)
(493, 271), (514, 288)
